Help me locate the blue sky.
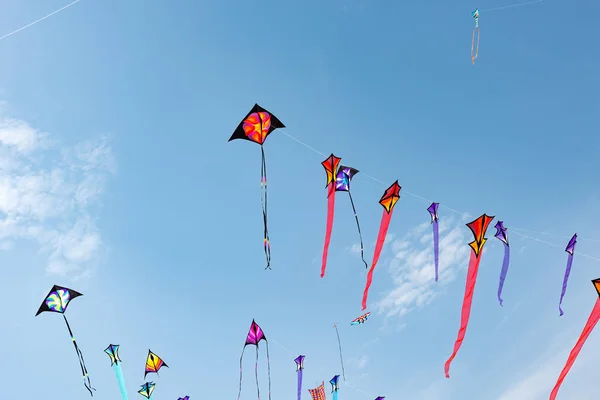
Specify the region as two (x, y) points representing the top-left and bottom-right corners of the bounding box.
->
(0, 0), (599, 399)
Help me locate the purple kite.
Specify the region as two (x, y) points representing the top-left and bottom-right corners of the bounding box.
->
(427, 202), (440, 281)
(178, 397), (189, 400)
(375, 397), (385, 400)
(494, 221), (510, 306)
(237, 320), (271, 400)
(294, 355), (305, 400)
(559, 234), (578, 316)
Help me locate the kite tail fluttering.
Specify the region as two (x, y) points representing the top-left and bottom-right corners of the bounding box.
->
(321, 154), (341, 277)
(494, 221), (511, 306)
(255, 346), (261, 400)
(347, 190), (368, 269)
(295, 356), (305, 400)
(471, 9), (480, 64)
(104, 344), (128, 400)
(550, 279), (600, 400)
(64, 315), (95, 396)
(362, 181), (401, 310)
(427, 203), (440, 281)
(559, 234), (578, 316)
(444, 214), (494, 378)
(238, 320), (271, 400)
(261, 145), (271, 269)
(333, 324), (346, 381)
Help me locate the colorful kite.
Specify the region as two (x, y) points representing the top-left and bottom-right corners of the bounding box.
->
(329, 375), (340, 400)
(138, 382), (155, 399)
(320, 154), (367, 277)
(145, 350), (168, 378)
(550, 279), (600, 399)
(471, 9), (480, 64)
(444, 214), (494, 378)
(237, 319), (272, 400)
(559, 234), (578, 316)
(35, 285), (95, 396)
(351, 312), (371, 325)
(362, 181), (402, 310)
(375, 397), (385, 400)
(494, 221), (511, 306)
(295, 355), (305, 400)
(308, 382), (326, 400)
(105, 344), (129, 400)
(333, 324), (346, 381)
(427, 202), (440, 281)
(229, 104), (286, 270)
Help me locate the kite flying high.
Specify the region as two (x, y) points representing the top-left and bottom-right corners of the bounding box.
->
(237, 319), (272, 400)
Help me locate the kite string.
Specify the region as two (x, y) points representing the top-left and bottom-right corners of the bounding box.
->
(480, 0), (543, 13)
(279, 130), (600, 263)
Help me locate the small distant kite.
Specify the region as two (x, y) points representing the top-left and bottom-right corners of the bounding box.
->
(375, 397), (385, 400)
(138, 382), (155, 399)
(145, 350), (168, 379)
(471, 9), (480, 64)
(427, 202), (440, 281)
(178, 397), (190, 400)
(362, 181), (402, 310)
(229, 104), (286, 270)
(494, 221), (511, 306)
(308, 382), (326, 400)
(444, 214), (494, 378)
(351, 312), (371, 325)
(237, 320), (272, 400)
(320, 154), (367, 277)
(35, 285), (95, 396)
(330, 375), (340, 400)
(559, 234), (578, 316)
(550, 278), (600, 399)
(295, 355), (305, 400)
(104, 344), (128, 400)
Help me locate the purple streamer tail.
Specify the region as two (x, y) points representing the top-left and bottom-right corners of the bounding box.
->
(297, 370), (303, 400)
(497, 244), (511, 306)
(433, 220), (439, 281)
(559, 254), (574, 316)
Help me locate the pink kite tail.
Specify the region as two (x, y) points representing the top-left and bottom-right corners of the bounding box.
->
(321, 184), (336, 278)
(361, 209), (393, 310)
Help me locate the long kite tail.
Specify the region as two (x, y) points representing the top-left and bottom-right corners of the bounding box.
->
(320, 184), (336, 277)
(63, 315), (95, 396)
(348, 191), (368, 269)
(559, 253), (574, 316)
(444, 251), (482, 378)
(550, 299), (600, 400)
(266, 341), (272, 400)
(471, 26), (480, 64)
(433, 220), (439, 281)
(497, 244), (511, 306)
(255, 346), (261, 400)
(261, 146), (271, 270)
(362, 209), (394, 310)
(237, 348), (246, 400)
(334, 324), (346, 381)
(333, 390), (339, 400)
(114, 364), (129, 400)
(297, 368), (303, 400)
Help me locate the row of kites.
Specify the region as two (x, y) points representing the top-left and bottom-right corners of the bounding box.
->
(227, 103), (599, 399)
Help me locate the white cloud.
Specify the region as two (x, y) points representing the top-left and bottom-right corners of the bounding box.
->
(375, 216), (470, 319)
(0, 112), (115, 279)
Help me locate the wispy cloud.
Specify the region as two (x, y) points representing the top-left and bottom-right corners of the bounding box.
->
(0, 112), (115, 280)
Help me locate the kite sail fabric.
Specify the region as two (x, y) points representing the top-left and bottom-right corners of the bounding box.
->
(333, 324), (346, 381)
(308, 382), (326, 400)
(375, 397), (385, 400)
(444, 214), (494, 378)
(138, 382), (155, 399)
(35, 285), (95, 396)
(471, 9), (480, 64)
(321, 154), (341, 277)
(229, 104), (285, 270)
(550, 279), (600, 400)
(294, 355), (305, 400)
(351, 312), (371, 325)
(559, 234), (578, 316)
(427, 202), (440, 281)
(145, 350), (168, 378)
(329, 375), (340, 400)
(105, 344), (129, 400)
(494, 221), (511, 306)
(178, 397), (190, 400)
(362, 181), (402, 310)
(237, 319), (272, 400)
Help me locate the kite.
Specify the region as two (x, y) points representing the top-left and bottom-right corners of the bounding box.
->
(559, 234), (578, 316)
(333, 324), (346, 381)
(228, 103), (286, 270)
(104, 344), (129, 400)
(138, 382), (155, 399)
(471, 9), (480, 64)
(329, 375), (340, 400)
(308, 382), (326, 400)
(444, 214), (494, 378)
(145, 350), (168, 379)
(237, 319), (272, 400)
(294, 355), (305, 400)
(178, 397), (190, 400)
(351, 312), (371, 325)
(427, 202), (440, 281)
(550, 278), (600, 399)
(375, 397), (385, 400)
(494, 221), (511, 306)
(35, 285), (95, 396)
(361, 181), (402, 310)
(320, 154), (367, 277)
